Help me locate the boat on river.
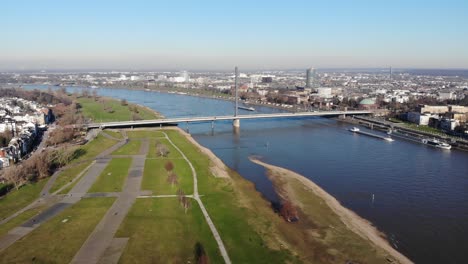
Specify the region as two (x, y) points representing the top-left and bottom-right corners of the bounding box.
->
(349, 127), (394, 141)
(421, 138), (451, 150)
(238, 105), (255, 111)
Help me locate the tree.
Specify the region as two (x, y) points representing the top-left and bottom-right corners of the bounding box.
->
(194, 242), (210, 264)
(157, 143), (170, 157)
(2, 165), (26, 190)
(280, 201), (299, 222)
(92, 89), (98, 100)
(164, 161), (174, 172)
(132, 112), (142, 120)
(181, 195), (191, 214)
(167, 172), (179, 188)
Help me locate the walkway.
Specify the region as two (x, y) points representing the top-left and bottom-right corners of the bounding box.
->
(0, 131), (127, 252)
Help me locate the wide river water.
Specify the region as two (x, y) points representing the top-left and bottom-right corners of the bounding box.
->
(26, 85), (468, 263)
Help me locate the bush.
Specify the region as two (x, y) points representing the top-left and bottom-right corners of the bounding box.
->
(0, 183), (13, 197)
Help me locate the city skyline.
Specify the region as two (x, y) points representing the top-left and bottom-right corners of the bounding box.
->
(2, 0), (468, 70)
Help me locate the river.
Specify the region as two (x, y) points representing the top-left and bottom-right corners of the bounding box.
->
(25, 85), (468, 264)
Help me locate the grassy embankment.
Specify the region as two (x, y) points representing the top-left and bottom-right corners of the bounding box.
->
(117, 129), (297, 263)
(88, 158), (132, 193)
(0, 180), (47, 221)
(77, 97), (159, 122)
(50, 134), (119, 194)
(389, 117), (446, 135)
(0, 198), (116, 264)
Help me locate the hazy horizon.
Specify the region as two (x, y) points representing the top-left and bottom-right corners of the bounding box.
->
(2, 0), (468, 71)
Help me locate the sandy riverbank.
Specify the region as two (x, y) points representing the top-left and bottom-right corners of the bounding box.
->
(249, 157), (413, 264)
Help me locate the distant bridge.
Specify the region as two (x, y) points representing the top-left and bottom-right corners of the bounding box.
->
(86, 110), (373, 129)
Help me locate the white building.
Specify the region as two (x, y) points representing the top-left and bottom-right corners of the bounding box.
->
(316, 87), (332, 98)
(407, 112), (432, 125)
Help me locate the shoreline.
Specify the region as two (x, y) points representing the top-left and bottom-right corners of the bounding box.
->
(21, 83), (296, 113)
(249, 157), (413, 264)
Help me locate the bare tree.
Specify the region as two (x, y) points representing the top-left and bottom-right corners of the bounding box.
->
(92, 89), (98, 100)
(156, 143), (170, 157)
(2, 165), (26, 190)
(167, 172), (179, 188)
(181, 195), (191, 214)
(280, 201), (299, 222)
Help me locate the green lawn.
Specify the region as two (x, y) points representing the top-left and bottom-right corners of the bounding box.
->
(147, 138), (182, 159)
(72, 133), (118, 162)
(116, 198), (223, 264)
(102, 130), (124, 140)
(141, 158), (193, 195)
(160, 130), (296, 263)
(88, 158), (132, 193)
(0, 206), (45, 237)
(112, 140), (142, 155)
(126, 130), (165, 139)
(78, 97), (158, 122)
(49, 162), (92, 194)
(0, 198), (115, 264)
(0, 180), (47, 221)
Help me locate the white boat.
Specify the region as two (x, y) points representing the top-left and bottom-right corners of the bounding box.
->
(383, 137), (394, 142)
(421, 138), (452, 150)
(349, 127), (360, 132)
(238, 106), (255, 111)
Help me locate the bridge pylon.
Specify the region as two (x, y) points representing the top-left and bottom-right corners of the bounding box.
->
(233, 118), (240, 128)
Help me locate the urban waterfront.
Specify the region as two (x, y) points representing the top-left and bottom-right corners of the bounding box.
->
(27, 85), (468, 263)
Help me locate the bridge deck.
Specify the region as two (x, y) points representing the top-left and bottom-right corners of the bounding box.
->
(86, 110), (372, 129)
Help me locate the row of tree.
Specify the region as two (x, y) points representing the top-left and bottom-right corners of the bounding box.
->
(1, 147), (84, 190)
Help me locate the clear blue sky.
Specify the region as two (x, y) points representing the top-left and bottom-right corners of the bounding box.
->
(2, 0), (468, 70)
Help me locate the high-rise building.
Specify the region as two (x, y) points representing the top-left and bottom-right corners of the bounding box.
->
(306, 68), (317, 88)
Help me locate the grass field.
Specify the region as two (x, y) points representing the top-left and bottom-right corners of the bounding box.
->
(112, 140), (142, 155)
(0, 198), (115, 264)
(75, 134), (118, 161)
(116, 198), (223, 264)
(102, 130), (124, 139)
(0, 180), (47, 221)
(126, 130), (165, 139)
(161, 130), (296, 263)
(142, 159), (193, 195)
(49, 162), (92, 194)
(88, 158), (132, 193)
(78, 97), (158, 122)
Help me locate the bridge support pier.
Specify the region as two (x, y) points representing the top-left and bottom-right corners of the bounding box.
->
(233, 119), (240, 128)
(211, 121), (214, 129)
(339, 114), (346, 119)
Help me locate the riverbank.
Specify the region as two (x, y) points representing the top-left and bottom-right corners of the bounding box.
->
(168, 125), (413, 263)
(249, 157), (413, 264)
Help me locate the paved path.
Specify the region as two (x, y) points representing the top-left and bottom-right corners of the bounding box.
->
(0, 132), (125, 252)
(163, 132), (231, 264)
(71, 144), (147, 264)
(0, 157), (111, 252)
